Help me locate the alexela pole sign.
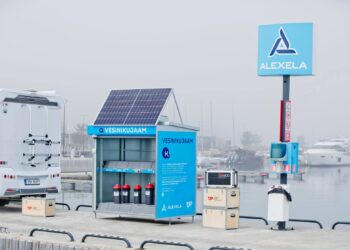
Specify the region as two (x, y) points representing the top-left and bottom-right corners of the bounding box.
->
(258, 23), (314, 76)
(258, 22), (314, 231)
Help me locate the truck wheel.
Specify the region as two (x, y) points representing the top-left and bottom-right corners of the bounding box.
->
(0, 200), (9, 207)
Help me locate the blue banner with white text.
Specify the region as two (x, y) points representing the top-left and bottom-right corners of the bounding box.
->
(156, 131), (196, 219)
(87, 125), (156, 136)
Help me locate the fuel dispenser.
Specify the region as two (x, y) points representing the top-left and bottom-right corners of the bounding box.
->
(268, 142), (298, 224)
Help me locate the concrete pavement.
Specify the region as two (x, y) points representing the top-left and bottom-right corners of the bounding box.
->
(0, 204), (349, 250)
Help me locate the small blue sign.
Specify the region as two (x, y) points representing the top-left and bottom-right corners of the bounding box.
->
(258, 23), (314, 76)
(162, 147), (170, 159)
(156, 131), (196, 219)
(270, 142), (299, 174)
(87, 125), (156, 136)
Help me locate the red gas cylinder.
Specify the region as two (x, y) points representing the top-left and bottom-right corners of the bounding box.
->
(113, 184), (122, 204)
(122, 184), (131, 203)
(145, 183), (155, 205)
(134, 184), (142, 204)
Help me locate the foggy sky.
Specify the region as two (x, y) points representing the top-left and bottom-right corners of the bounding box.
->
(0, 0), (349, 146)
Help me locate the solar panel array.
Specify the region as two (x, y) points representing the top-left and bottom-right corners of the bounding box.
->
(94, 88), (172, 125)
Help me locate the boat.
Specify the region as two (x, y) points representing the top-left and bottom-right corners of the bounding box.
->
(304, 139), (350, 166)
(197, 148), (264, 171)
(226, 148), (264, 171)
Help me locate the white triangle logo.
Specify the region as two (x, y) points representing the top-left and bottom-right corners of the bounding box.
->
(162, 204), (166, 212)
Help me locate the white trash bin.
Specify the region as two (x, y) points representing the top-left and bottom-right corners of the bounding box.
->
(267, 184), (292, 222)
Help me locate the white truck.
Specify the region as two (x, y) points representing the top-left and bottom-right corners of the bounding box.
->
(0, 89), (63, 206)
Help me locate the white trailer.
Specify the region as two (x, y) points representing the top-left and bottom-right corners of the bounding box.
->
(0, 90), (64, 206)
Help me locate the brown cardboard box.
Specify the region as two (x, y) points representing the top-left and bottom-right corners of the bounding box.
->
(22, 197), (55, 217)
(203, 207), (239, 229)
(204, 188), (240, 208)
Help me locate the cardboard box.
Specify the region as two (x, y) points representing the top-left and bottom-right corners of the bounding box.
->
(22, 197), (55, 217)
(204, 188), (240, 208)
(203, 207), (239, 229)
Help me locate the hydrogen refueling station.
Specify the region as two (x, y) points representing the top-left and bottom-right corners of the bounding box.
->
(87, 88), (198, 221)
(258, 22), (314, 230)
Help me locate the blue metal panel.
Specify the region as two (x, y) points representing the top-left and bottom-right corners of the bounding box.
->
(258, 23), (314, 76)
(87, 125), (156, 136)
(156, 131), (196, 219)
(270, 142), (299, 174)
(289, 142), (299, 174)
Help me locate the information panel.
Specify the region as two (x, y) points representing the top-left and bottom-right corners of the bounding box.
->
(156, 131), (196, 219)
(258, 23), (314, 76)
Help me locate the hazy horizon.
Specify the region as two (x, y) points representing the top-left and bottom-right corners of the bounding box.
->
(1, 0), (349, 146)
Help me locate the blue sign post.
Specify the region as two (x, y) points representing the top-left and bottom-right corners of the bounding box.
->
(258, 23), (314, 230)
(156, 131), (196, 219)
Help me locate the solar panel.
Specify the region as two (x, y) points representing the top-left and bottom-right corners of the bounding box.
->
(94, 88), (172, 125)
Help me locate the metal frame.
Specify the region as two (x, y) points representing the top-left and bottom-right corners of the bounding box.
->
(172, 90), (184, 124)
(93, 138), (97, 214)
(76, 204), (92, 211)
(155, 127), (158, 219)
(95, 136), (157, 219)
(56, 202), (71, 210)
(289, 219), (323, 229)
(29, 228), (75, 242)
(155, 89), (172, 126)
(208, 247), (244, 250)
(98, 138), (103, 209)
(240, 215), (268, 225)
(92, 124), (197, 221)
(81, 233), (132, 248)
(332, 221), (350, 230)
(139, 240), (194, 250)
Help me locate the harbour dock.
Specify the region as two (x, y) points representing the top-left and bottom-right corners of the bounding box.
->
(0, 204), (349, 250)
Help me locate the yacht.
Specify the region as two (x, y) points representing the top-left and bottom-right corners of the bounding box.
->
(304, 139), (350, 166)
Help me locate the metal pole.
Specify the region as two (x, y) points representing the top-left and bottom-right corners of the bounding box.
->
(62, 101), (67, 156)
(210, 102), (214, 149)
(232, 104), (235, 147)
(172, 91), (184, 124)
(81, 114), (87, 156)
(278, 75), (290, 230)
(281, 75), (290, 184)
